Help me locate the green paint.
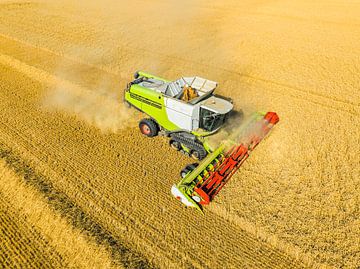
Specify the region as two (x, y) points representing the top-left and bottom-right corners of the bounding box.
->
(175, 145), (225, 210)
(125, 82), (179, 131)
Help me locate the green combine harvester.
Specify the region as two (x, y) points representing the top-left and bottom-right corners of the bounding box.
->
(124, 71), (234, 160)
(124, 71), (279, 211)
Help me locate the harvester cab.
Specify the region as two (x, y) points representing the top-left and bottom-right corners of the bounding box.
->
(124, 71), (234, 160)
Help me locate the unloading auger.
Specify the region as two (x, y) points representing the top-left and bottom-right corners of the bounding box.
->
(171, 112), (279, 212)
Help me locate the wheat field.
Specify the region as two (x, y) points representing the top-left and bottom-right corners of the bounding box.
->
(0, 1), (359, 268)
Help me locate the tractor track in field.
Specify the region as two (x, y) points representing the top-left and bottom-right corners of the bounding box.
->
(0, 49), (315, 267)
(0, 125), (185, 268)
(0, 129), (307, 269)
(0, 56), (193, 267)
(0, 143), (154, 269)
(0, 59), (309, 268)
(0, 95), (303, 269)
(0, 32), (358, 117)
(2, 121), (306, 268)
(0, 33), (119, 76)
(242, 11), (360, 28)
(1, 2), (359, 268)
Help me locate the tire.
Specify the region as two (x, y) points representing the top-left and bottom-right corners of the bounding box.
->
(190, 148), (207, 161)
(169, 140), (181, 151)
(186, 163), (199, 171)
(180, 169), (189, 179)
(134, 71), (140, 79)
(180, 163), (198, 178)
(139, 119), (159, 137)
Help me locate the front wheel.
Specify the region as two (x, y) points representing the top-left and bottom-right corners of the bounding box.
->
(139, 119), (159, 137)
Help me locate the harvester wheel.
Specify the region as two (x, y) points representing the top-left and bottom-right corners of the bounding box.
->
(190, 148), (207, 161)
(180, 169), (189, 179)
(180, 163), (198, 178)
(170, 140), (181, 151)
(187, 163), (199, 170)
(139, 119), (158, 137)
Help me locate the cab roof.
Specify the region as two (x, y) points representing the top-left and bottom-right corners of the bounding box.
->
(199, 96), (233, 114)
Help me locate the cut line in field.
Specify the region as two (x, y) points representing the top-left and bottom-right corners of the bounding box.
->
(0, 64), (310, 268)
(0, 2), (358, 268)
(246, 11), (360, 28)
(0, 124), (208, 269)
(0, 51), (348, 268)
(0, 128), (308, 269)
(0, 52), (136, 133)
(0, 164), (117, 269)
(0, 33), (120, 76)
(0, 32), (358, 117)
(0, 144), (153, 269)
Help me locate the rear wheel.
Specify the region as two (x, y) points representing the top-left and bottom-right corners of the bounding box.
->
(139, 119), (159, 137)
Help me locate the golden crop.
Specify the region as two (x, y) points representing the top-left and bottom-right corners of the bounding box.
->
(0, 0), (358, 268)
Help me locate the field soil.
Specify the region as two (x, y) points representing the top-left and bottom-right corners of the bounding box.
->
(0, 0), (359, 268)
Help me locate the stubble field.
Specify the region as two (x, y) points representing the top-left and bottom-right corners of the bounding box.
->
(0, 1), (359, 268)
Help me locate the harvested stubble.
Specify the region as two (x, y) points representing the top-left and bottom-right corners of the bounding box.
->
(0, 0), (359, 268)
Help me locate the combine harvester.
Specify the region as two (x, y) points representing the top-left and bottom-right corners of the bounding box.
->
(124, 71), (279, 211)
(124, 71), (234, 160)
(171, 111), (279, 212)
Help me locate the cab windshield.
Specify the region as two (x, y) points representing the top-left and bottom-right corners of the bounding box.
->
(200, 108), (226, 132)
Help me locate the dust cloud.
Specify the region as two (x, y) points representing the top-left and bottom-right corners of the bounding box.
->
(43, 86), (135, 133)
(42, 48), (136, 133)
(207, 110), (266, 151)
